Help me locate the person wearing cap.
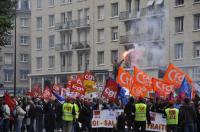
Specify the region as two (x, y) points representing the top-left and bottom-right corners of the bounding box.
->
(133, 97), (151, 132)
(165, 101), (179, 132)
(62, 98), (76, 132)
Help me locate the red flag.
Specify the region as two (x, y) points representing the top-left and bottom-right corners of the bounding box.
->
(131, 67), (152, 97)
(4, 93), (16, 111)
(101, 78), (120, 102)
(31, 85), (42, 97)
(152, 78), (174, 97)
(117, 67), (133, 90)
(70, 80), (85, 95)
(41, 87), (52, 100)
(163, 63), (193, 88)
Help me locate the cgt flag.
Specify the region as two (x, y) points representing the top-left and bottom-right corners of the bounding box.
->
(131, 66), (152, 97)
(152, 78), (174, 97)
(102, 78), (120, 102)
(117, 67), (133, 90)
(163, 63), (193, 88)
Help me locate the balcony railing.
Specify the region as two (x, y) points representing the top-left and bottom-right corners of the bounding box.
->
(61, 65), (72, 72)
(119, 8), (164, 21)
(55, 18), (90, 31)
(120, 33), (164, 44)
(74, 18), (90, 28)
(55, 43), (72, 51)
(55, 21), (74, 31)
(72, 41), (90, 50)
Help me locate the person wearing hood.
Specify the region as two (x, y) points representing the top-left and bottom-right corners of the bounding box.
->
(179, 98), (198, 132)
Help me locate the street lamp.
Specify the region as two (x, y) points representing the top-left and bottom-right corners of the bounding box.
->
(14, 0), (17, 97)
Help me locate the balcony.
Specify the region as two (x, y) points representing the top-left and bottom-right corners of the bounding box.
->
(143, 8), (165, 17)
(119, 10), (142, 21)
(120, 33), (164, 44)
(74, 18), (90, 29)
(72, 41), (90, 51)
(55, 21), (74, 31)
(55, 43), (72, 52)
(119, 8), (164, 21)
(61, 65), (72, 72)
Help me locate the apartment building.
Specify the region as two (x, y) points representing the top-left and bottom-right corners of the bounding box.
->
(30, 0), (200, 89)
(0, 0), (31, 95)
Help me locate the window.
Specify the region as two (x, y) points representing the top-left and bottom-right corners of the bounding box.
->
(4, 53), (13, 65)
(36, 37), (42, 49)
(78, 53), (83, 71)
(5, 34), (12, 46)
(20, 36), (29, 45)
(194, 14), (200, 30)
(97, 29), (104, 42)
(67, 54), (72, 66)
(78, 9), (84, 20)
(36, 17), (42, 30)
(111, 50), (118, 63)
(20, 54), (28, 62)
(96, 73), (104, 83)
(67, 11), (72, 21)
(18, 0), (29, 10)
(20, 18), (28, 27)
(20, 70), (29, 80)
(61, 12), (66, 23)
(98, 51), (104, 65)
(49, 35), (55, 48)
(111, 27), (118, 41)
(49, 15), (55, 27)
(194, 0), (200, 3)
(174, 43), (183, 59)
(4, 70), (13, 82)
(111, 3), (118, 17)
(98, 5), (104, 20)
(37, 0), (42, 8)
(48, 0), (54, 6)
(68, 0), (72, 4)
(135, 0), (140, 11)
(49, 56), (55, 68)
(36, 57), (42, 69)
(175, 16), (184, 33)
(60, 0), (65, 4)
(175, 0), (184, 6)
(61, 55), (65, 66)
(194, 42), (200, 58)
(192, 67), (200, 80)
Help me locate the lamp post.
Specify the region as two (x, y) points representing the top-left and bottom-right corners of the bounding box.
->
(14, 0), (17, 97)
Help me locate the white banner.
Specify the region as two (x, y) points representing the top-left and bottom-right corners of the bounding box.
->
(146, 112), (167, 132)
(92, 109), (123, 128)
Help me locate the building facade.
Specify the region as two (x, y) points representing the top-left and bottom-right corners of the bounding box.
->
(0, 0), (31, 95)
(30, 0), (200, 90)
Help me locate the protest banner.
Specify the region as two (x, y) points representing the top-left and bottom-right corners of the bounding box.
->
(146, 112), (167, 132)
(92, 109), (123, 128)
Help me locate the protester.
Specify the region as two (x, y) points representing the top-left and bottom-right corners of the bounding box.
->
(44, 99), (56, 132)
(124, 97), (135, 132)
(14, 100), (26, 132)
(134, 97), (151, 132)
(165, 101), (179, 132)
(116, 112), (126, 132)
(2, 100), (10, 132)
(34, 98), (44, 132)
(179, 98), (198, 132)
(62, 98), (76, 132)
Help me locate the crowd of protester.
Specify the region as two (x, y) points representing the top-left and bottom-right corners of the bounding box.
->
(0, 94), (200, 132)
